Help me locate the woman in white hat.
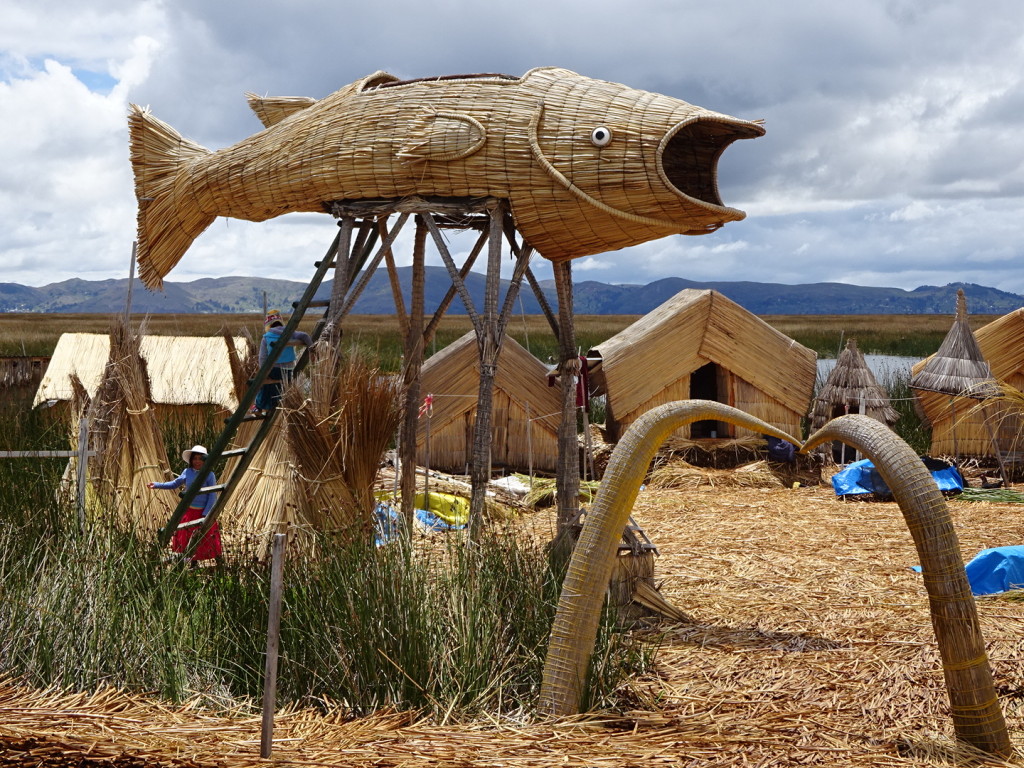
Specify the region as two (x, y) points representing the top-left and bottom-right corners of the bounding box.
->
(147, 445), (224, 565)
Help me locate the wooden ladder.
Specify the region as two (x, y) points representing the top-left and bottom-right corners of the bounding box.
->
(157, 221), (381, 553)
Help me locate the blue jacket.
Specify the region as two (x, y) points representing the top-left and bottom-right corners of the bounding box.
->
(259, 328), (312, 369)
(152, 467), (217, 516)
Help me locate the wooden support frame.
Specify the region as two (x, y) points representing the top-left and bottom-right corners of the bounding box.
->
(399, 218), (428, 526)
(419, 202), (533, 536)
(175, 195), (545, 558)
(553, 259), (581, 539)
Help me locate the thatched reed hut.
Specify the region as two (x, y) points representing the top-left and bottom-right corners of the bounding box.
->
(587, 289), (816, 442)
(913, 292), (1023, 459)
(34, 333), (249, 424)
(0, 355), (48, 388)
(811, 339), (899, 462)
(416, 331), (560, 474)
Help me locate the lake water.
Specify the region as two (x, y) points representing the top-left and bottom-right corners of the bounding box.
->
(817, 354), (920, 386)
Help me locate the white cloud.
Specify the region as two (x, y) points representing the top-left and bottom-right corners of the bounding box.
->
(0, 0), (1022, 305)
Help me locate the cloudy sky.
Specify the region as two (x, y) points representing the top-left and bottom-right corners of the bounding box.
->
(2, 0), (1023, 297)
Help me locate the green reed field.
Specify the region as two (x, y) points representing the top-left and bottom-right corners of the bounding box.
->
(0, 311), (993, 361)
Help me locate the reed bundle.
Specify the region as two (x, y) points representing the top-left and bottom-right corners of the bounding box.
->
(282, 347), (404, 542)
(521, 477), (601, 509)
(215, 337), (312, 561)
(648, 459), (783, 490)
(218, 416), (314, 561)
(86, 321), (173, 534)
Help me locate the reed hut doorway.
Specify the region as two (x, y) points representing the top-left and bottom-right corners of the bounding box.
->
(689, 362), (730, 439)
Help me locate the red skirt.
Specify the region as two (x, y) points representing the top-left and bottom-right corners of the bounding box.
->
(172, 506), (223, 561)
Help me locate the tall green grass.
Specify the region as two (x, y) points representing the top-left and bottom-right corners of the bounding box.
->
(884, 369), (932, 456)
(0, 515), (653, 716)
(0, 383), (655, 717)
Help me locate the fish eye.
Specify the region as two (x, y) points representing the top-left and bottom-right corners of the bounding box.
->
(590, 126), (612, 147)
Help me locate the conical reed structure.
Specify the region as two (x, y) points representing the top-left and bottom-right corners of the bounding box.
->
(911, 289), (998, 399)
(911, 289), (1001, 464)
(216, 333), (314, 561)
(811, 338), (899, 429)
(282, 347), (404, 545)
(87, 320), (174, 535)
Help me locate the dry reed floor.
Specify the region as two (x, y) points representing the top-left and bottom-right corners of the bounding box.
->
(3, 484), (1024, 766)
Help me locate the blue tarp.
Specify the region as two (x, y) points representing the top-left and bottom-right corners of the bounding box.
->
(964, 547), (1024, 595)
(832, 458), (964, 498)
(374, 502), (401, 546)
(914, 546), (1024, 596)
(414, 507), (468, 531)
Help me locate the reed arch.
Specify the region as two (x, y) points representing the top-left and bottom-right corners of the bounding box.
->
(538, 404), (1012, 759)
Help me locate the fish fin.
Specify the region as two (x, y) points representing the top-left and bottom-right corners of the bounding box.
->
(396, 112), (486, 163)
(128, 104), (215, 289)
(245, 93), (317, 128)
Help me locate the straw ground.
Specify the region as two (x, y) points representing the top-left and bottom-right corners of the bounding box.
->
(4, 482), (1024, 765)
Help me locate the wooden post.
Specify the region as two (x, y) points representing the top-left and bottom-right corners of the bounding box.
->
(525, 400), (534, 488)
(553, 260), (580, 542)
(467, 206), (505, 542)
(261, 532), (287, 759)
(76, 417), (88, 528)
(322, 216), (355, 348)
(981, 404), (1012, 489)
(399, 217), (427, 528)
(123, 241), (137, 324)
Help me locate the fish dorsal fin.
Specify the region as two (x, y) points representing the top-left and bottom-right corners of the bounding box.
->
(245, 93), (317, 128)
(396, 111), (487, 163)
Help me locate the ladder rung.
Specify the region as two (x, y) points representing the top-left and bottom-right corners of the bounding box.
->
(201, 484), (226, 493)
(313, 260), (337, 268)
(299, 299), (330, 308)
(177, 518), (207, 530)
(221, 448), (248, 457)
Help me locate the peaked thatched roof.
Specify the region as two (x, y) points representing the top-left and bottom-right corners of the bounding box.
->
(34, 333), (250, 410)
(588, 289), (817, 416)
(419, 331), (560, 435)
(910, 289), (998, 399)
(974, 306), (1024, 385)
(810, 338), (898, 429)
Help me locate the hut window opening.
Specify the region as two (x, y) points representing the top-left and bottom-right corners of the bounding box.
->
(690, 362), (730, 439)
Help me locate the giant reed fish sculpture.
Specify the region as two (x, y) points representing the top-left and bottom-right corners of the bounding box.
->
(129, 67), (764, 288)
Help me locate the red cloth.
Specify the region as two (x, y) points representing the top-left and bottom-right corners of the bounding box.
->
(546, 356), (591, 412)
(172, 506), (223, 561)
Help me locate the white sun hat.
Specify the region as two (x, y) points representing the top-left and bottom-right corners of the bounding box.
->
(181, 444), (209, 463)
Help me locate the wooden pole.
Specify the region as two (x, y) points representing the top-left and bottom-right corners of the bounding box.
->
(261, 532), (287, 759)
(123, 242), (137, 324)
(981, 403), (1012, 488)
(526, 400), (534, 488)
(553, 260), (580, 543)
(467, 206), (504, 542)
(76, 416), (88, 529)
(399, 217), (427, 528)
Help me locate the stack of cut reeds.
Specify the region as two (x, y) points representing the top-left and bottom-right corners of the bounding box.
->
(282, 346), (404, 543)
(86, 320), (173, 534)
(216, 334), (313, 561)
(648, 459), (783, 490)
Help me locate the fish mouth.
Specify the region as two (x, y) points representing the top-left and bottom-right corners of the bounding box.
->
(657, 116), (766, 229)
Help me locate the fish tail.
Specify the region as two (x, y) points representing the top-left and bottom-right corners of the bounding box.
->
(128, 105), (215, 289)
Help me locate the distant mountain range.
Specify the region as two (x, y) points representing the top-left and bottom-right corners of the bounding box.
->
(2, 270), (1022, 316)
